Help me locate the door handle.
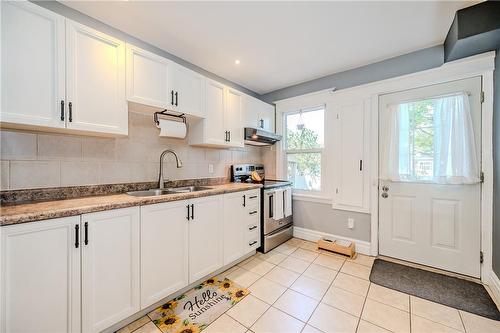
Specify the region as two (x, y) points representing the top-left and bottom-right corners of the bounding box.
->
(249, 225), (258, 230)
(243, 195), (246, 207)
(381, 192), (388, 199)
(191, 204), (194, 220)
(249, 241), (257, 246)
(171, 90), (175, 105)
(68, 102), (73, 122)
(84, 222), (88, 245)
(382, 186), (389, 192)
(186, 204), (190, 221)
(228, 131), (231, 142)
(60, 100), (65, 121)
(269, 195), (273, 218)
(249, 211), (258, 215)
(175, 91), (178, 106)
(75, 224), (79, 248)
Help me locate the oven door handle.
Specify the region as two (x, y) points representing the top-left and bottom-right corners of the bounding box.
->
(269, 194), (273, 218)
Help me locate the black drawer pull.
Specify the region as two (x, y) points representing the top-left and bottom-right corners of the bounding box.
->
(68, 102), (73, 122)
(84, 222), (88, 245)
(191, 204), (194, 220)
(75, 224), (79, 248)
(60, 100), (65, 121)
(249, 195), (258, 199)
(186, 205), (190, 221)
(249, 225), (258, 231)
(171, 90), (175, 105)
(243, 195), (246, 207)
(249, 211), (258, 215)
(249, 241), (257, 246)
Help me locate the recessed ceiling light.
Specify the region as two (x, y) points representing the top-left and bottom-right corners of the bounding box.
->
(234, 59), (240, 65)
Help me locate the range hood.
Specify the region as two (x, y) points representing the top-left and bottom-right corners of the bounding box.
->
(244, 127), (282, 146)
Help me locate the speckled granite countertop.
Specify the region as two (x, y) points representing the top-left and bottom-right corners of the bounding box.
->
(0, 183), (261, 227)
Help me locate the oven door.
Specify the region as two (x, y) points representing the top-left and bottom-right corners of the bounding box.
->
(263, 188), (293, 235)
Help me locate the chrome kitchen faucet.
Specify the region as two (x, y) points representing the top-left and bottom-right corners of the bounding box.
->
(158, 149), (183, 189)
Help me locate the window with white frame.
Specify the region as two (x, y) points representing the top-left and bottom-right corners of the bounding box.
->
(284, 106), (325, 191)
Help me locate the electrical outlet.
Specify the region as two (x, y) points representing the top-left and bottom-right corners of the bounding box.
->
(348, 218), (355, 229)
(208, 164), (214, 174)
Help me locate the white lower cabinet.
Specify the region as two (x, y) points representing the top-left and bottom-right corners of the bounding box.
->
(0, 216), (81, 333)
(140, 201), (189, 308)
(81, 207), (140, 333)
(188, 195), (224, 283)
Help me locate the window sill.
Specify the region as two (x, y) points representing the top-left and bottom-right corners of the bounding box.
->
(292, 193), (332, 205)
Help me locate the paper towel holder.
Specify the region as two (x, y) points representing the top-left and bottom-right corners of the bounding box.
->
(153, 110), (186, 126)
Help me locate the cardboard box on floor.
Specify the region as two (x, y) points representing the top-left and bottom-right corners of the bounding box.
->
(317, 238), (356, 258)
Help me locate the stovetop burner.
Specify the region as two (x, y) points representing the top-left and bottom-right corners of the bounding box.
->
(231, 164), (292, 189)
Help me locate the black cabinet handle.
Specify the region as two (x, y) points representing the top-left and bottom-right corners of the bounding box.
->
(186, 204), (190, 221)
(60, 100), (65, 121)
(68, 102), (73, 122)
(228, 131), (231, 142)
(84, 222), (88, 245)
(249, 195), (258, 199)
(175, 91), (178, 106)
(249, 210), (258, 215)
(259, 118), (264, 128)
(191, 204), (194, 220)
(359, 160), (363, 171)
(249, 241), (257, 246)
(225, 131), (229, 142)
(269, 195), (273, 218)
(249, 225), (258, 230)
(75, 224), (79, 248)
(243, 195), (246, 207)
(171, 90), (175, 105)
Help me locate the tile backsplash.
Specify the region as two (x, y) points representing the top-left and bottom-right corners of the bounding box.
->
(0, 111), (276, 190)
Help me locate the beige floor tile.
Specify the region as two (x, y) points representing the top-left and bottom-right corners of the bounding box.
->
(332, 272), (370, 296)
(459, 310), (500, 333)
(249, 277), (287, 304)
(290, 248), (319, 262)
(300, 241), (320, 252)
(340, 261), (372, 280)
(117, 316), (150, 333)
(257, 250), (288, 265)
(410, 297), (464, 331)
(308, 303), (358, 333)
(367, 284), (409, 312)
(290, 275), (330, 300)
(278, 256), (311, 274)
(274, 243), (299, 255)
(313, 254), (345, 270)
(347, 254), (375, 267)
(303, 263), (337, 284)
(322, 286), (365, 317)
(227, 267), (261, 287)
(227, 295), (270, 327)
(361, 299), (410, 333)
(241, 258), (276, 276)
(204, 314), (247, 333)
(132, 322), (161, 333)
(286, 238), (305, 247)
(411, 314), (464, 333)
(264, 266), (301, 287)
(251, 307), (305, 333)
(218, 265), (240, 279)
(274, 289), (319, 322)
(356, 320), (391, 333)
(301, 324), (323, 333)
(239, 255), (258, 267)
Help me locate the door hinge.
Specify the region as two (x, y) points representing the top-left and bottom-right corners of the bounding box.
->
(480, 251), (484, 264)
(480, 91), (485, 103)
(480, 171), (485, 183)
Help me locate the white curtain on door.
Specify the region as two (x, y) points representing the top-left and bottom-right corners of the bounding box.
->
(380, 92), (480, 184)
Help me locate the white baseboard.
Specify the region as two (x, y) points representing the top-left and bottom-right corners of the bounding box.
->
(293, 226), (371, 256)
(485, 270), (500, 309)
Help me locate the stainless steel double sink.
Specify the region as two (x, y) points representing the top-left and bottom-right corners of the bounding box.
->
(126, 186), (212, 197)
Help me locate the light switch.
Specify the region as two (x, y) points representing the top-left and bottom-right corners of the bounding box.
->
(348, 218), (354, 229)
(208, 164), (214, 174)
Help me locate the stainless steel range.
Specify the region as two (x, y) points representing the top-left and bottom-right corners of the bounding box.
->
(231, 164), (293, 253)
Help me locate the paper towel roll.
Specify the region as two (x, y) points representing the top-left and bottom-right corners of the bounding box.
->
(157, 119), (187, 139)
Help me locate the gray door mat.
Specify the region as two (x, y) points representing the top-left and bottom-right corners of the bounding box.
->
(369, 259), (500, 321)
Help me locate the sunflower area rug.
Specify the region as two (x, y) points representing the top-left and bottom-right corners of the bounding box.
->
(147, 276), (249, 333)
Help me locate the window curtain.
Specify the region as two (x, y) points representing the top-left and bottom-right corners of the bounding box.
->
(380, 92), (480, 184)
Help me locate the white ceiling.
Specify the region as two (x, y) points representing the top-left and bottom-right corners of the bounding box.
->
(62, 1), (477, 95)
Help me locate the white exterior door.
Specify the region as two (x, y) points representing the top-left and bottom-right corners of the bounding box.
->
(0, 216), (81, 333)
(81, 207), (140, 333)
(1, 1), (66, 129)
(188, 195), (224, 283)
(378, 77), (482, 277)
(140, 201), (189, 308)
(66, 20), (127, 135)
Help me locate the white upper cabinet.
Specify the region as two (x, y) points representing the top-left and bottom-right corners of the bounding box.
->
(81, 207), (140, 333)
(1, 1), (66, 129)
(332, 98), (370, 213)
(243, 95), (275, 132)
(168, 63), (205, 117)
(0, 216), (81, 333)
(66, 20), (127, 135)
(225, 87), (244, 147)
(126, 44), (169, 109)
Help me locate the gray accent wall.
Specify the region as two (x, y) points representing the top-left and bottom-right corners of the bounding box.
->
(261, 45), (444, 103)
(32, 1), (260, 99)
(293, 200), (371, 242)
(493, 47), (500, 276)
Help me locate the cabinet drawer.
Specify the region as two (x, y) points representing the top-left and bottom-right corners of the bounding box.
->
(246, 236), (260, 251)
(246, 191), (260, 203)
(247, 207), (259, 217)
(246, 221), (259, 234)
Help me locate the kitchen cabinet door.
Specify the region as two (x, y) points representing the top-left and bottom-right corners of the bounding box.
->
(1, 1), (66, 129)
(140, 201), (189, 309)
(0, 216), (81, 333)
(193, 79), (226, 146)
(168, 64), (205, 117)
(225, 88), (244, 147)
(81, 207), (140, 333)
(259, 103), (275, 132)
(223, 191), (246, 265)
(66, 20), (127, 135)
(126, 44), (169, 109)
(188, 195), (224, 283)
